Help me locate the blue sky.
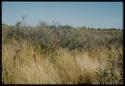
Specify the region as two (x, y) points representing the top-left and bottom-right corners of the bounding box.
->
(2, 2), (123, 29)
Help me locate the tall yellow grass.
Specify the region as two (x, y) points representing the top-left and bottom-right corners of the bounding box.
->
(2, 38), (122, 84)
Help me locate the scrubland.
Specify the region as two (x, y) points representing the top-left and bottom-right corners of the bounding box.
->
(2, 24), (123, 84)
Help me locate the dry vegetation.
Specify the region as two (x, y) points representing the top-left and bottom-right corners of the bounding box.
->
(2, 24), (123, 84)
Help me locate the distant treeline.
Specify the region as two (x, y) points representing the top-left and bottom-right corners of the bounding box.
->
(2, 22), (122, 30)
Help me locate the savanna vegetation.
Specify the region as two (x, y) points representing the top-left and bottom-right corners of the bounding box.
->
(2, 22), (123, 84)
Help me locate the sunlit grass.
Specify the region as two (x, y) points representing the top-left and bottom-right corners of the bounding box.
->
(2, 25), (123, 84)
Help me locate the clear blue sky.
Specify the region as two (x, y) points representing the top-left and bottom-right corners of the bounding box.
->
(2, 2), (123, 29)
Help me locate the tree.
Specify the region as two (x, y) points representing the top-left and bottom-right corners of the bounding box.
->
(38, 19), (48, 28)
(82, 26), (86, 29)
(16, 21), (21, 29)
(22, 15), (27, 27)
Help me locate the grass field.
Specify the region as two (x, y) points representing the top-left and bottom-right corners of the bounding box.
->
(2, 24), (123, 84)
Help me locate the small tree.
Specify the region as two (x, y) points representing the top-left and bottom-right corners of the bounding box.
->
(16, 21), (21, 29)
(22, 15), (27, 27)
(38, 19), (48, 28)
(82, 26), (86, 29)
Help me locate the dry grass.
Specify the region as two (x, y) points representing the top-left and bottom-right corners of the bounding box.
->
(2, 26), (123, 84)
(2, 39), (123, 84)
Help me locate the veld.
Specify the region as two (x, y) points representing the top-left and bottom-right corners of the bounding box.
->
(2, 24), (123, 84)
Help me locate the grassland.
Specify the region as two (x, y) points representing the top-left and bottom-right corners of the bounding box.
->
(2, 24), (123, 84)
